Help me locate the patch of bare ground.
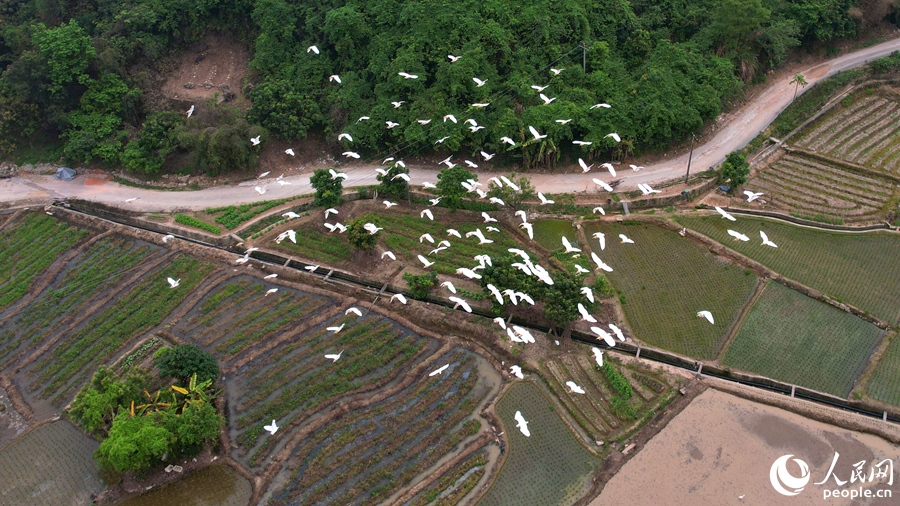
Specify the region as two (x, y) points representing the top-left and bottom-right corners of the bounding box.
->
(162, 33), (250, 108)
(591, 385), (900, 506)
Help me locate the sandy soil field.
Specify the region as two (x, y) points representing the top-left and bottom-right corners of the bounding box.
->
(592, 389), (900, 506)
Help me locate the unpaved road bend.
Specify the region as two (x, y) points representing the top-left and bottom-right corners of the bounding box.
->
(4, 37), (900, 213)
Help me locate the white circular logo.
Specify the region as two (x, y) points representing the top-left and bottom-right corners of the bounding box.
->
(770, 455), (811, 496)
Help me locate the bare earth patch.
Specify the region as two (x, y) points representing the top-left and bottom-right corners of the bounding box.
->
(591, 388), (900, 505)
(162, 33), (250, 107)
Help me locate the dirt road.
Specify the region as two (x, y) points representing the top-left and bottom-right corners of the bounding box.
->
(4, 38), (900, 213)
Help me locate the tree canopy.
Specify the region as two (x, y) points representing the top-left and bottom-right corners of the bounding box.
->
(0, 0), (885, 172)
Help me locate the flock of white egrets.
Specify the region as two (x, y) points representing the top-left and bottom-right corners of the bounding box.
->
(169, 44), (783, 444)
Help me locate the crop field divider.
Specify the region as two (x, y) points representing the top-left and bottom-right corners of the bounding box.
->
(719, 207), (894, 232)
(53, 203), (900, 426)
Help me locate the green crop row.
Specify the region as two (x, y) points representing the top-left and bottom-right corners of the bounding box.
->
(120, 338), (159, 369)
(722, 282), (884, 398)
(866, 335), (900, 406)
(174, 214), (221, 234)
(582, 220), (758, 359)
(677, 215), (900, 324)
(207, 197), (301, 230)
(0, 213), (89, 310)
(600, 360), (633, 400)
(479, 382), (600, 506)
(16, 240), (152, 344)
(33, 256), (214, 402)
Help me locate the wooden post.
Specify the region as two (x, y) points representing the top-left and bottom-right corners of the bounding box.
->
(635, 347), (641, 360)
(791, 385), (796, 398)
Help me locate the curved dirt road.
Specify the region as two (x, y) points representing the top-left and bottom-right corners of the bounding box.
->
(4, 38), (900, 212)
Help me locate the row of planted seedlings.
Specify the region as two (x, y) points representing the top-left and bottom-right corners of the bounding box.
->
(771, 154), (891, 203)
(26, 256), (214, 406)
(813, 98), (898, 153)
(582, 220), (758, 359)
(232, 314), (435, 467)
(405, 449), (490, 506)
(269, 350), (485, 506)
(0, 238), (158, 371)
(0, 213), (90, 311)
(799, 95), (885, 151)
(675, 215), (900, 324)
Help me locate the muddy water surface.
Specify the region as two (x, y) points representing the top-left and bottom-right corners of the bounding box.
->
(117, 464), (252, 506)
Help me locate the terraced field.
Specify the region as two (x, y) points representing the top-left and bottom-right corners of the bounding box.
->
(263, 348), (496, 505)
(795, 91), (900, 174)
(581, 221), (758, 359)
(866, 334), (900, 406)
(744, 153), (895, 221)
(723, 282), (884, 398)
(0, 213), (90, 311)
(264, 206), (531, 277)
(0, 210), (502, 505)
(542, 350), (674, 442)
(678, 215), (900, 323)
(26, 255), (214, 405)
(478, 382), (601, 506)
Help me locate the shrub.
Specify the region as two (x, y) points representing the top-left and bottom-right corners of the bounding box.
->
(174, 214), (221, 234)
(601, 361), (633, 400)
(593, 274), (614, 298)
(403, 272), (437, 300)
(609, 396), (638, 420)
(311, 168), (344, 207)
(347, 215), (379, 250)
(154, 344), (219, 384)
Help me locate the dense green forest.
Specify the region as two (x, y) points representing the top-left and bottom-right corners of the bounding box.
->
(0, 0), (894, 174)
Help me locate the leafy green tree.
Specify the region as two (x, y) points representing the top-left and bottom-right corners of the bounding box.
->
(480, 254), (544, 314)
(95, 412), (174, 473)
(63, 73), (139, 164)
(70, 366), (147, 435)
(165, 402), (223, 450)
(31, 20), (95, 96)
(121, 112), (183, 174)
(347, 216), (379, 250)
(154, 344), (219, 385)
(436, 165), (476, 210)
(248, 79), (321, 139)
(310, 168), (344, 207)
(486, 173), (536, 210)
(543, 270), (595, 338)
(719, 151), (750, 188)
(403, 272), (437, 300)
(194, 119), (260, 176)
(376, 163), (409, 199)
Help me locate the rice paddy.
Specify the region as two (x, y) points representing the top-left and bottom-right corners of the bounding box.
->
(866, 334), (900, 406)
(677, 215), (900, 324)
(723, 282), (884, 398)
(581, 220), (758, 359)
(478, 382), (601, 506)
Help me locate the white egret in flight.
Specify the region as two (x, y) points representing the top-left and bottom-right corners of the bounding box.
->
(715, 206), (737, 221)
(578, 158), (593, 173)
(538, 192), (555, 205)
(515, 411), (530, 437)
(619, 234), (634, 244)
(566, 381), (586, 394)
(449, 296), (472, 312)
(510, 365), (524, 379)
(346, 307), (362, 317)
(760, 231), (778, 248)
(167, 277), (180, 288)
(593, 179), (613, 192)
(381, 251), (396, 260)
(581, 287), (594, 303)
(590, 103), (611, 109)
(324, 350), (344, 362)
(744, 191), (764, 202)
(264, 420), (278, 435)
(429, 364), (450, 376)
(697, 311), (715, 324)
(600, 162), (616, 177)
(306, 45), (319, 54)
(539, 93), (556, 105)
(390, 293), (408, 304)
(473, 77), (487, 87)
(727, 229), (750, 242)
(592, 347), (604, 366)
(528, 126), (547, 140)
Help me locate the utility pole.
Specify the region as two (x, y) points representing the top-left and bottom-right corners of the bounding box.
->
(684, 134), (695, 185)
